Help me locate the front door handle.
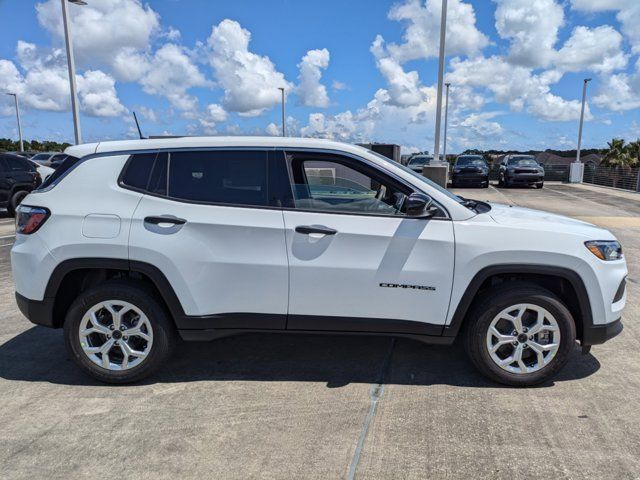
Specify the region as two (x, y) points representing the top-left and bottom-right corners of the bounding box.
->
(295, 225), (337, 235)
(144, 215), (187, 226)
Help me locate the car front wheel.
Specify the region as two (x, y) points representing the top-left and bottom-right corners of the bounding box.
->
(64, 280), (175, 383)
(464, 284), (576, 386)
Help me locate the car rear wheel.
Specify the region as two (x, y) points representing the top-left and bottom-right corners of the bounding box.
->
(64, 280), (175, 383)
(7, 190), (29, 216)
(536, 182), (544, 189)
(464, 284), (576, 386)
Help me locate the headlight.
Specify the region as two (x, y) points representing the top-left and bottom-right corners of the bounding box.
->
(453, 168), (461, 173)
(585, 241), (623, 261)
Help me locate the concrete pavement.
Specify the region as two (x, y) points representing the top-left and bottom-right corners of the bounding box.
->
(1, 183), (639, 479)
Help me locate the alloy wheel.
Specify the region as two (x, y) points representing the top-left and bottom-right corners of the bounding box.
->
(78, 300), (154, 371)
(485, 303), (561, 374)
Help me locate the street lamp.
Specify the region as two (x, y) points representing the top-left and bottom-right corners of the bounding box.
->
(61, 0), (86, 145)
(5, 93), (23, 152)
(278, 87), (286, 137)
(576, 78), (592, 164)
(432, 0), (448, 164)
(442, 82), (450, 163)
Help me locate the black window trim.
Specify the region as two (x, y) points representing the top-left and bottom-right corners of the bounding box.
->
(280, 148), (450, 220)
(112, 145), (450, 219)
(118, 147), (285, 211)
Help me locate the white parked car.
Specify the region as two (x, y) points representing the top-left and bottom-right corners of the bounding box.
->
(11, 137), (627, 385)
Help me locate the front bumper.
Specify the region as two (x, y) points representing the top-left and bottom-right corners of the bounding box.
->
(581, 317), (623, 346)
(15, 292), (57, 328)
(506, 174), (544, 184)
(452, 173), (488, 184)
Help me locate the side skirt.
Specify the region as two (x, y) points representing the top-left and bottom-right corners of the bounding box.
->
(178, 328), (455, 345)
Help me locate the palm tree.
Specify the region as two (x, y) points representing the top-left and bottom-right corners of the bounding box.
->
(601, 138), (626, 167)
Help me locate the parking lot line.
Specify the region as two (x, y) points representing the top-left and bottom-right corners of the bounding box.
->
(0, 243), (14, 248)
(0, 235), (16, 240)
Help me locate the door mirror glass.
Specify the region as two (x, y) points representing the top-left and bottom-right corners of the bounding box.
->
(405, 192), (436, 218)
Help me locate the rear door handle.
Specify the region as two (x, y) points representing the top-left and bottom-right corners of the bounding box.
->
(144, 215), (186, 226)
(295, 225), (337, 235)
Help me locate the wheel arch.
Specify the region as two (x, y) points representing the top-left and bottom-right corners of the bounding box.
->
(45, 258), (186, 328)
(444, 264), (592, 342)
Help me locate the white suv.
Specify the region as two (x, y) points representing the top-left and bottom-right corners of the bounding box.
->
(11, 137), (627, 386)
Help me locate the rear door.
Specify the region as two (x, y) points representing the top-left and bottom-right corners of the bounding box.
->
(127, 149), (289, 329)
(0, 157), (9, 204)
(280, 150), (455, 334)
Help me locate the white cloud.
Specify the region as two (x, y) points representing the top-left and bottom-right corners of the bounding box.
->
(570, 0), (640, 54)
(207, 19), (292, 117)
(77, 70), (127, 117)
(138, 44), (209, 112)
(265, 123), (280, 136)
(494, 0), (564, 68)
(458, 112), (503, 138)
(370, 35), (426, 107)
(35, 0), (160, 78)
(593, 61), (640, 111)
(447, 56), (589, 122)
(296, 48), (330, 108)
(332, 80), (347, 91)
(556, 25), (627, 73)
(386, 0), (489, 62)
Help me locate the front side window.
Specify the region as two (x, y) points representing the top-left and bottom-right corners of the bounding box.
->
(408, 156), (433, 166)
(289, 155), (408, 215)
(168, 150), (268, 206)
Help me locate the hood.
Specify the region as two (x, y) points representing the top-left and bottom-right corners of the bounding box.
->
(487, 202), (613, 238)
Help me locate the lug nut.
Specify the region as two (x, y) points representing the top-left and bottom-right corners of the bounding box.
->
(512, 340), (518, 346)
(114, 341), (119, 346)
(523, 344), (528, 348)
(123, 336), (128, 340)
(109, 325), (114, 330)
(512, 330), (517, 336)
(522, 327), (528, 333)
(120, 326), (125, 331)
(529, 335), (534, 340)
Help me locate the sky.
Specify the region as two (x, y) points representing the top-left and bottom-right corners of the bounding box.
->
(1, 0), (640, 154)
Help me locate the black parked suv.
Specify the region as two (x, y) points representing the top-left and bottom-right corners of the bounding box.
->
(0, 153), (42, 216)
(451, 155), (489, 188)
(498, 155), (544, 188)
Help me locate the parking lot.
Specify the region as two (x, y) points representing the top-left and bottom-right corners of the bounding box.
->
(1, 182), (639, 479)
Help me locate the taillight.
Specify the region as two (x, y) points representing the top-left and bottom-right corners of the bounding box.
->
(16, 206), (50, 235)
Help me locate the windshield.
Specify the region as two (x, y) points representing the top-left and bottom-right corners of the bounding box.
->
(456, 156), (486, 166)
(508, 156), (538, 166)
(367, 150), (463, 204)
(408, 155), (433, 166)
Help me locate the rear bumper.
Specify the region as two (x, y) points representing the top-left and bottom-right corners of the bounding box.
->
(15, 292), (56, 328)
(582, 318), (623, 346)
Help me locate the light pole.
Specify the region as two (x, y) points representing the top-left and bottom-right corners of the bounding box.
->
(432, 0), (448, 164)
(576, 78), (591, 164)
(442, 82), (450, 163)
(61, 0), (86, 145)
(6, 93), (23, 152)
(278, 87), (286, 137)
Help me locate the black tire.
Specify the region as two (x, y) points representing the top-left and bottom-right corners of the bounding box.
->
(536, 182), (544, 189)
(464, 283), (576, 387)
(482, 179), (489, 188)
(7, 190), (29, 216)
(64, 280), (175, 384)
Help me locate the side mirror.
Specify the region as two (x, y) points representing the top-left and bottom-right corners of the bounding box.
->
(405, 192), (436, 218)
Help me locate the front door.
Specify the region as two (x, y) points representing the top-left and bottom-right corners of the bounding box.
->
(281, 151), (455, 335)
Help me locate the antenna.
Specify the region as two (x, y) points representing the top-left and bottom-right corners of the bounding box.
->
(132, 111), (145, 139)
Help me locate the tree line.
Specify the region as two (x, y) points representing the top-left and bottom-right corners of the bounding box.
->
(0, 138), (71, 153)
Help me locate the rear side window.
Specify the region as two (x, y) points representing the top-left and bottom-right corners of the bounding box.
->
(4, 155), (31, 171)
(121, 153), (158, 190)
(168, 150), (268, 206)
(39, 155), (81, 190)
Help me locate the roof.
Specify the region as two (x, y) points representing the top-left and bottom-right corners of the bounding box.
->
(65, 136), (374, 159)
